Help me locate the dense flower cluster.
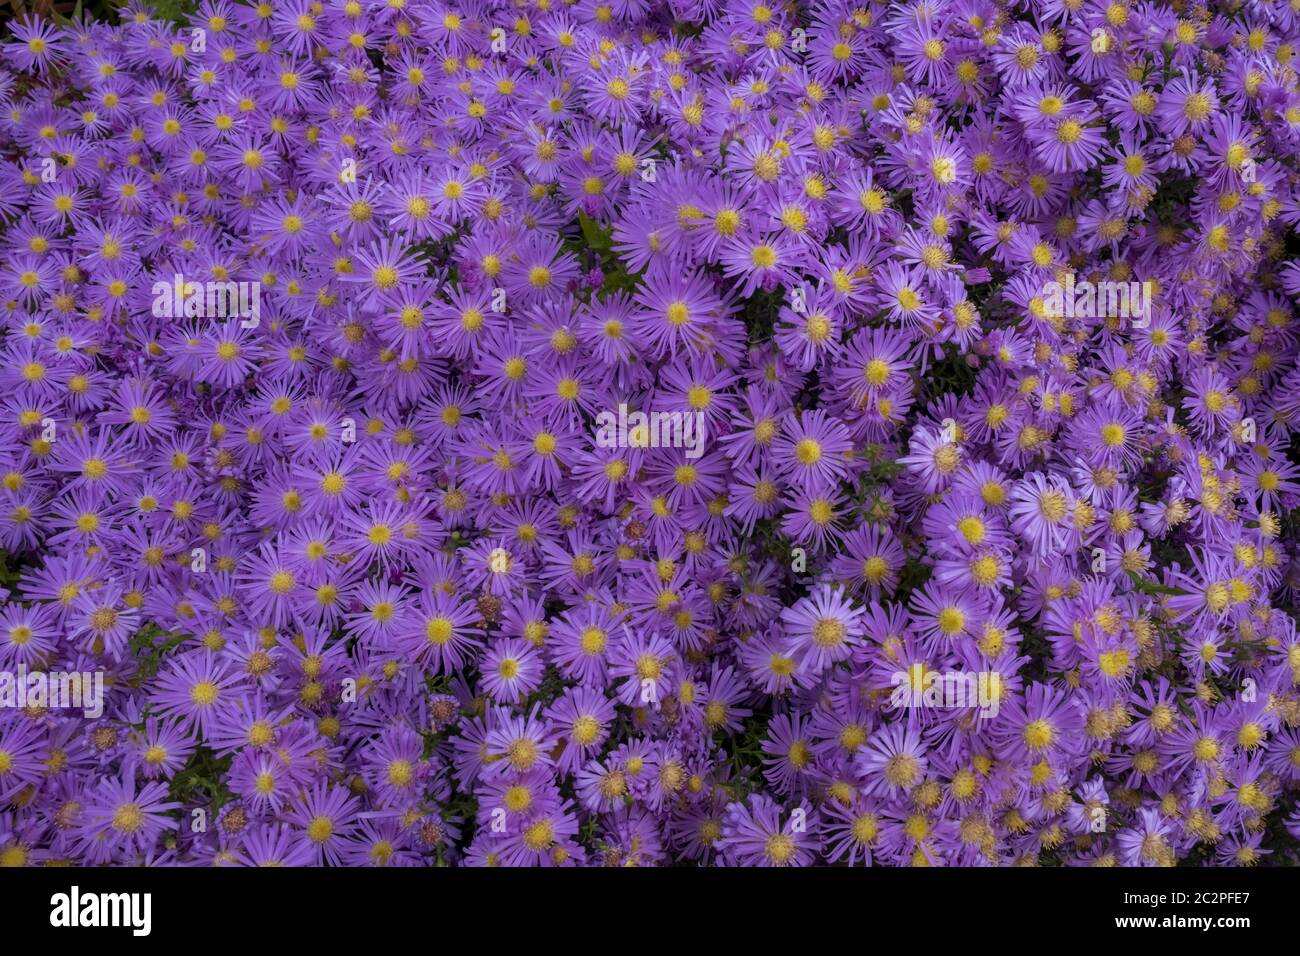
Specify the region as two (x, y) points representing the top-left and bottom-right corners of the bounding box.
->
(1, 0), (1300, 868)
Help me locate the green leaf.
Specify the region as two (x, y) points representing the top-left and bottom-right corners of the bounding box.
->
(578, 211), (611, 252)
